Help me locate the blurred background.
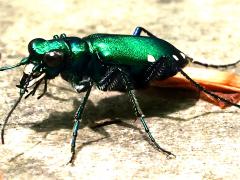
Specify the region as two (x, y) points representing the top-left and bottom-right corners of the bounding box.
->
(0, 0), (240, 179)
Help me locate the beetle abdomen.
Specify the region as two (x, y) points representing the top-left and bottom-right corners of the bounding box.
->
(83, 34), (189, 88)
(84, 34), (188, 67)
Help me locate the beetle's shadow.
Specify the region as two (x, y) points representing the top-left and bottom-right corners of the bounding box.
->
(31, 87), (199, 133)
(29, 86), (238, 161)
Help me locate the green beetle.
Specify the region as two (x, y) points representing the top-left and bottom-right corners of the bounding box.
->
(1, 27), (239, 163)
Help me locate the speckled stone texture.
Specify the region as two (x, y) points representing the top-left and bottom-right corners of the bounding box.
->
(0, 0), (239, 179)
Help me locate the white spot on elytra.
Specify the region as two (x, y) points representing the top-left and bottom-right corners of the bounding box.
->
(172, 55), (179, 61)
(147, 55), (156, 62)
(180, 52), (186, 59)
(49, 51), (55, 56)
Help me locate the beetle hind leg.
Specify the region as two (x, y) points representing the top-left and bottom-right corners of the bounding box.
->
(179, 68), (240, 108)
(133, 26), (157, 37)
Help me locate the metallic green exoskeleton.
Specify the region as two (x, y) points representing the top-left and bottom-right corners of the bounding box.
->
(25, 32), (189, 91)
(1, 27), (239, 163)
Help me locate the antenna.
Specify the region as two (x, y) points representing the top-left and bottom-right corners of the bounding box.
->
(0, 57), (29, 71)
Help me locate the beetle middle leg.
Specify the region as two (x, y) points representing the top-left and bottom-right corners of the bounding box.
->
(120, 70), (176, 158)
(99, 67), (176, 158)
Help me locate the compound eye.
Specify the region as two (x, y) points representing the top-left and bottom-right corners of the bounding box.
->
(43, 51), (64, 67)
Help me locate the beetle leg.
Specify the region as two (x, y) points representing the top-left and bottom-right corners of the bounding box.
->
(68, 82), (93, 164)
(119, 68), (176, 158)
(133, 26), (157, 37)
(37, 78), (48, 99)
(24, 78), (43, 99)
(73, 77), (92, 93)
(179, 68), (240, 108)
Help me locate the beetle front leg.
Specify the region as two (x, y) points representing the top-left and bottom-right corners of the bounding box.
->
(119, 69), (176, 158)
(73, 77), (92, 93)
(69, 82), (93, 164)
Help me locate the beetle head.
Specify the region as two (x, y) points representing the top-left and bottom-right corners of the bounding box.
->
(17, 38), (71, 91)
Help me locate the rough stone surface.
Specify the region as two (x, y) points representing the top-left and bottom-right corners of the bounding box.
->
(0, 0), (239, 179)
